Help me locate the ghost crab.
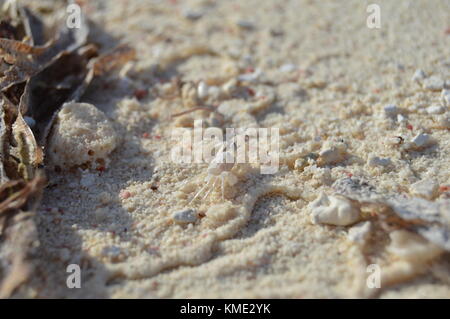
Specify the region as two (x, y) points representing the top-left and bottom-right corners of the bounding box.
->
(189, 139), (239, 203)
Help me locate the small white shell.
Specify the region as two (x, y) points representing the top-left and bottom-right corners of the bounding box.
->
(236, 20), (254, 29)
(182, 9), (203, 20)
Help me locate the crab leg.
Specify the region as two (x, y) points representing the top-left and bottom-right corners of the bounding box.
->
(203, 178), (218, 200)
(189, 178), (212, 204)
(221, 175), (225, 200)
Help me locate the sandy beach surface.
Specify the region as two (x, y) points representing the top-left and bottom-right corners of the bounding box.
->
(8, 0), (450, 298)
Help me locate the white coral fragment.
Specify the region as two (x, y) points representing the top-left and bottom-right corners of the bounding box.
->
(309, 193), (360, 226)
(317, 142), (347, 166)
(47, 102), (117, 169)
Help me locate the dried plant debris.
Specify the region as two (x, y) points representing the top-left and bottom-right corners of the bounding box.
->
(0, 173), (45, 298)
(0, 2), (88, 91)
(19, 46), (97, 145)
(0, 1), (41, 44)
(20, 43), (135, 146)
(0, 3), (135, 297)
(11, 112), (43, 178)
(332, 177), (450, 251)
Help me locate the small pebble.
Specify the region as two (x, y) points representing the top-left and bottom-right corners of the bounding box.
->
(368, 155), (391, 167)
(423, 76), (444, 91)
(172, 208), (198, 224)
(411, 69), (426, 83)
(182, 9), (203, 20)
(237, 69), (261, 83)
(410, 133), (431, 149)
(384, 104), (400, 117)
(270, 27), (284, 37)
(236, 20), (254, 30)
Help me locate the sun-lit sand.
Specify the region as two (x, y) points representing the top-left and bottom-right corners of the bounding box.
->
(6, 0), (450, 298)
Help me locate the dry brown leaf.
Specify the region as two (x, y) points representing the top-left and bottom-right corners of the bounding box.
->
(0, 6), (88, 91)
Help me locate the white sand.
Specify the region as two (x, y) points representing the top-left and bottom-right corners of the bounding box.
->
(16, 0), (450, 298)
